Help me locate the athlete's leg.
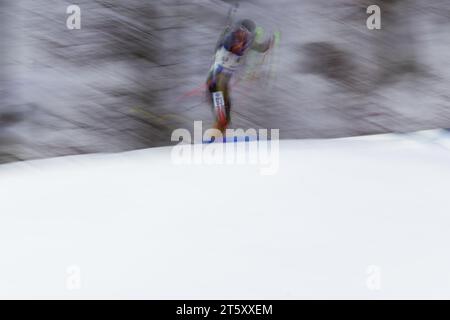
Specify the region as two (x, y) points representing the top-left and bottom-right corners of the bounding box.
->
(209, 72), (231, 133)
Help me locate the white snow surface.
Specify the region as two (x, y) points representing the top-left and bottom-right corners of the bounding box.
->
(1, 131), (450, 299)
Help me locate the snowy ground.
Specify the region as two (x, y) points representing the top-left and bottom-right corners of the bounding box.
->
(1, 130), (450, 299)
(1, 0), (450, 163)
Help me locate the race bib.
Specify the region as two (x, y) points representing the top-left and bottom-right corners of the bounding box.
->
(214, 47), (242, 71)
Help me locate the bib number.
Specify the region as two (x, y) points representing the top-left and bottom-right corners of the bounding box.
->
(212, 91), (226, 123)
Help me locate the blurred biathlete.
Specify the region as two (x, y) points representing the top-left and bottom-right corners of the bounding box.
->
(206, 19), (273, 133)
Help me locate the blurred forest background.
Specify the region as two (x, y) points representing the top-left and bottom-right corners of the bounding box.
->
(1, 0), (450, 163)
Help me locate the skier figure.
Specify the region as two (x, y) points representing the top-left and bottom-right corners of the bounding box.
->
(206, 19), (273, 133)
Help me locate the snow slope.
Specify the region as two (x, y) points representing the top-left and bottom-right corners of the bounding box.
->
(1, 131), (450, 299)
